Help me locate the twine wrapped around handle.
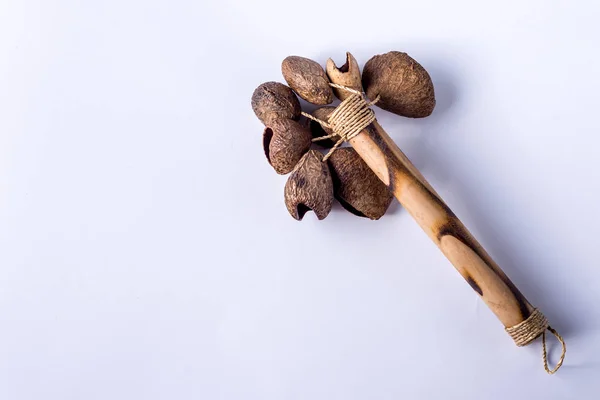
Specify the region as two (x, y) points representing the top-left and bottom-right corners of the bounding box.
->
(505, 308), (566, 374)
(302, 84), (379, 161)
(304, 83), (566, 374)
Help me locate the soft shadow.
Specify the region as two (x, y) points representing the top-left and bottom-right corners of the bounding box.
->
(385, 199), (402, 216)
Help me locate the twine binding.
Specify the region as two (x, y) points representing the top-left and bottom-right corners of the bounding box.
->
(302, 83), (379, 161)
(505, 308), (566, 374)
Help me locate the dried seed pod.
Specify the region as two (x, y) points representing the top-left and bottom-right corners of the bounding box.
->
(362, 51), (435, 118)
(284, 150), (333, 220)
(263, 119), (312, 175)
(282, 56), (333, 105)
(327, 148), (393, 220)
(251, 82), (301, 125)
(326, 52), (363, 101)
(306, 106), (341, 148)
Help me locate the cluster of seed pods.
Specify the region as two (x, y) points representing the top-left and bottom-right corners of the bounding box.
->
(251, 52), (435, 221)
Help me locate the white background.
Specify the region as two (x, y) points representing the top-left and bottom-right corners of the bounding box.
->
(1, 0), (599, 398)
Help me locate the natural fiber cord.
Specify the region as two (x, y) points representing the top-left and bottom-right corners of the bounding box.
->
(505, 308), (566, 374)
(506, 308), (549, 346)
(302, 84), (379, 161)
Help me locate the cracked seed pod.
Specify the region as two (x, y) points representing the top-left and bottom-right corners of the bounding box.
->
(327, 147), (393, 220)
(251, 82), (301, 126)
(282, 56), (333, 105)
(263, 119), (312, 175)
(306, 106), (341, 148)
(284, 150), (333, 220)
(362, 51), (435, 118)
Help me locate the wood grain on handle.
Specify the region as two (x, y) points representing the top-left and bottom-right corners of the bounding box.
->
(349, 121), (534, 328)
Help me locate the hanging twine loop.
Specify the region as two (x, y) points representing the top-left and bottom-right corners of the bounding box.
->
(302, 84), (379, 161)
(505, 308), (566, 374)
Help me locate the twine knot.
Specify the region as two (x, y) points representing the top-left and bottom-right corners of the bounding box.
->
(505, 308), (566, 374)
(302, 84), (379, 161)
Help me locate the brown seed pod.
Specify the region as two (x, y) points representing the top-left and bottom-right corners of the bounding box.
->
(282, 56), (333, 105)
(263, 119), (312, 175)
(362, 51), (435, 118)
(327, 147), (393, 220)
(251, 82), (301, 125)
(306, 106), (341, 148)
(284, 150), (333, 220)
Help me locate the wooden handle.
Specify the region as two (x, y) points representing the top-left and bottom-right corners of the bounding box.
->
(349, 121), (534, 328)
